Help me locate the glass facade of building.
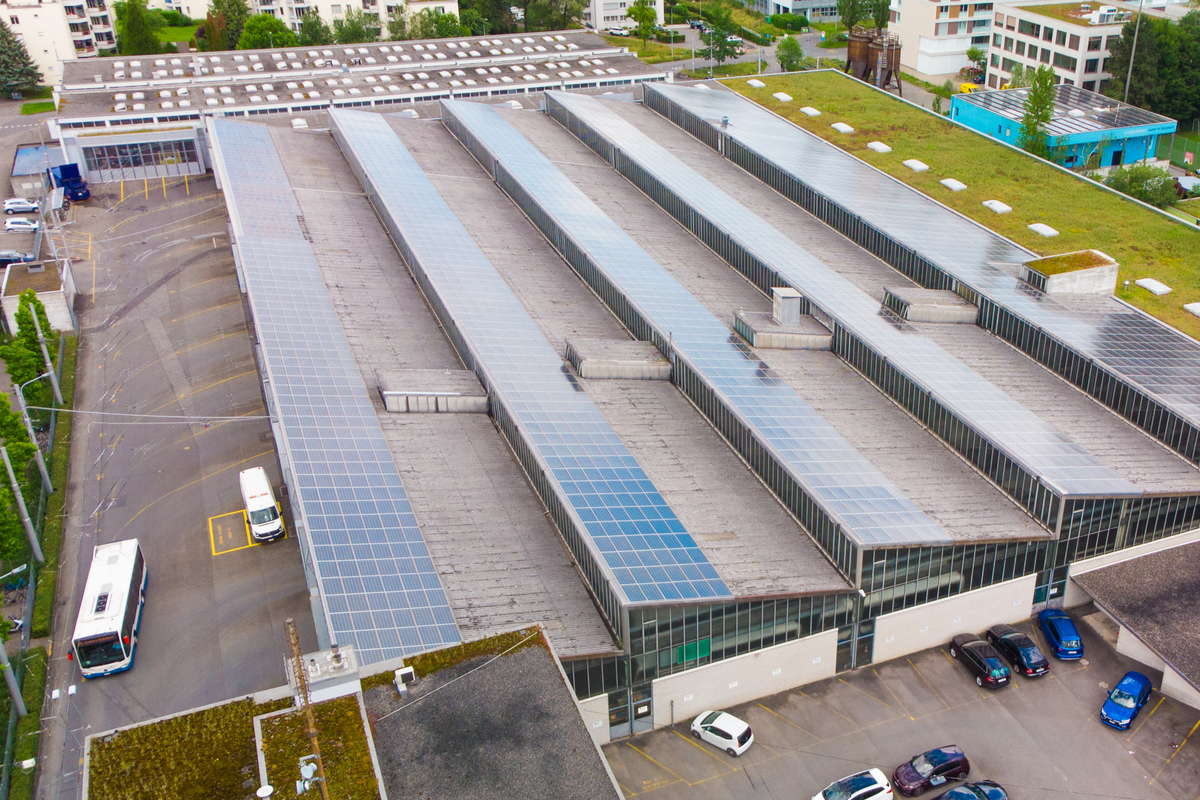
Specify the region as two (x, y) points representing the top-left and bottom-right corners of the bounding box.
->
(82, 138), (201, 181)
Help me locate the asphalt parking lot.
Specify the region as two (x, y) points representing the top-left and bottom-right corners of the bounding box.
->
(604, 608), (1200, 799)
(34, 176), (316, 798)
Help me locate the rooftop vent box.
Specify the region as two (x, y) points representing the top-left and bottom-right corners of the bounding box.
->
(772, 91), (792, 102)
(1023, 249), (1117, 294)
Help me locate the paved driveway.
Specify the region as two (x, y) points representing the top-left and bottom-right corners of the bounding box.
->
(604, 610), (1200, 799)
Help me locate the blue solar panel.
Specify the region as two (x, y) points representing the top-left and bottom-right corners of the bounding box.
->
(546, 89), (1138, 500)
(440, 98), (953, 548)
(645, 83), (1200, 433)
(210, 119), (461, 663)
(329, 108), (732, 607)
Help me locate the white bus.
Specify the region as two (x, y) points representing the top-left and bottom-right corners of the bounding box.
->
(70, 539), (147, 678)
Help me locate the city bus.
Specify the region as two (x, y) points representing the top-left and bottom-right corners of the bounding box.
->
(69, 539), (147, 678)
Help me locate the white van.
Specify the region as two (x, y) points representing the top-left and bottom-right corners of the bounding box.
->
(239, 467), (284, 542)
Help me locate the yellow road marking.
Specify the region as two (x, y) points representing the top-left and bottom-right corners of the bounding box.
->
(797, 689), (856, 724)
(908, 657), (950, 709)
(1130, 697), (1166, 740)
(839, 676), (896, 710)
(209, 510), (254, 555)
(672, 728), (738, 769)
(122, 449), (273, 530)
(1150, 717), (1200, 785)
(874, 668), (914, 719)
(756, 702), (818, 739)
(170, 300), (241, 325)
(624, 743), (686, 784)
(142, 369), (256, 416)
(174, 329), (245, 357)
(105, 191), (221, 232)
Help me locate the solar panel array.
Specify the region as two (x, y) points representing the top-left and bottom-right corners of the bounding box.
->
(548, 90), (1138, 499)
(646, 83), (1200, 428)
(210, 119), (461, 663)
(441, 98), (953, 548)
(329, 108), (731, 606)
(955, 83), (1175, 136)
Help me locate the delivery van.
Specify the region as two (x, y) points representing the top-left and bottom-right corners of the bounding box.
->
(239, 467), (285, 542)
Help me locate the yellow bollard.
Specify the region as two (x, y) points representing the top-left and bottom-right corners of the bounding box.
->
(162, 176), (167, 198)
(143, 178), (149, 199)
(185, 173), (190, 195)
(120, 180), (124, 203)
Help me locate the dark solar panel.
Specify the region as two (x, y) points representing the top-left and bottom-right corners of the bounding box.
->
(330, 108), (732, 605)
(648, 82), (1200, 437)
(210, 119), (461, 663)
(955, 83), (1176, 136)
(550, 89), (1138, 498)
(441, 98), (954, 547)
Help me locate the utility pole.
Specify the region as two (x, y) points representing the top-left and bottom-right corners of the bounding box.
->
(13, 385), (51, 494)
(30, 312), (63, 406)
(1, 447), (43, 563)
(1123, 0), (1146, 106)
(286, 618), (329, 800)
(0, 644), (25, 717)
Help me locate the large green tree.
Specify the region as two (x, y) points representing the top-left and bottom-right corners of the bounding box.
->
(0, 19), (42, 94)
(210, 0), (250, 48)
(869, 0), (890, 30)
(835, 0), (865, 31)
(1017, 64), (1057, 159)
(626, 0), (657, 44)
(333, 7), (380, 43)
(201, 10), (228, 50)
(458, 0), (513, 35)
(460, 8), (488, 35)
(775, 34), (803, 72)
(238, 12), (295, 48)
(1106, 11), (1200, 126)
(297, 10), (334, 45)
(699, 5), (741, 68)
(117, 0), (162, 55)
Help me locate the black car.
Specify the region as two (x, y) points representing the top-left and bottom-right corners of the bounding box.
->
(892, 745), (970, 796)
(949, 634), (1010, 689)
(985, 625), (1050, 677)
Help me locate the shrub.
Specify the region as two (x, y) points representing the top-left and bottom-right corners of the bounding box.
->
(772, 12), (808, 29)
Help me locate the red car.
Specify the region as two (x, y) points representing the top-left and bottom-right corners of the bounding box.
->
(893, 745), (970, 796)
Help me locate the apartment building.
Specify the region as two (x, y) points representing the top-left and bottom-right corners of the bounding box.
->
(4, 0), (115, 84)
(888, 0), (994, 76)
(582, 0), (661, 31)
(245, 0), (459, 35)
(986, 0), (1188, 91)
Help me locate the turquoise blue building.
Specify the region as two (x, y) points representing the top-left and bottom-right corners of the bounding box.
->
(949, 84), (1176, 169)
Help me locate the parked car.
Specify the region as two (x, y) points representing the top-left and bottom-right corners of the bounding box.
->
(607, 26), (628, 36)
(4, 218), (38, 233)
(930, 781), (1008, 800)
(1100, 671), (1153, 730)
(4, 198), (38, 215)
(985, 625), (1049, 677)
(1038, 609), (1084, 660)
(948, 634), (1010, 688)
(892, 745), (970, 796)
(726, 34), (743, 43)
(690, 710), (753, 756)
(813, 768), (894, 800)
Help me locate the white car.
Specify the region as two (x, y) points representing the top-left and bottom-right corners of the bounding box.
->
(4, 217), (38, 233)
(690, 710), (753, 756)
(813, 768), (894, 800)
(607, 27), (629, 36)
(4, 198), (38, 215)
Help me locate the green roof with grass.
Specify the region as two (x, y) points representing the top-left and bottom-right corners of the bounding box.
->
(724, 71), (1200, 340)
(1015, 3), (1108, 25)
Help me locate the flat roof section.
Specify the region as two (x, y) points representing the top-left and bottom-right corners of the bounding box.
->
(387, 115), (849, 597)
(1073, 540), (1200, 695)
(954, 83), (1177, 137)
(266, 124), (617, 657)
(497, 105), (1050, 545)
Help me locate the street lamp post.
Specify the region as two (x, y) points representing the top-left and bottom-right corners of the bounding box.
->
(14, 377), (52, 494)
(1123, 0), (1146, 105)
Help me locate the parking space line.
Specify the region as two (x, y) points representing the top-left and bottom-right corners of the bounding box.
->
(624, 743), (687, 785)
(209, 510), (254, 556)
(796, 689), (857, 724)
(123, 449), (274, 529)
(838, 677), (896, 711)
(170, 300), (242, 325)
(873, 669), (914, 720)
(1129, 697), (1166, 740)
(756, 702), (819, 740)
(615, 779), (638, 797)
(671, 729), (740, 770)
(1150, 717), (1200, 785)
(907, 657), (950, 710)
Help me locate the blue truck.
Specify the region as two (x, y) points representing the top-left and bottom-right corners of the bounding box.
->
(47, 163), (90, 202)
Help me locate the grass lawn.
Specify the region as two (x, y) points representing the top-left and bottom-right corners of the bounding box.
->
(725, 71), (1200, 340)
(603, 35), (694, 63)
(262, 696), (380, 800)
(4, 648), (48, 800)
(1027, 249), (1113, 275)
(20, 101), (55, 115)
(1016, 2), (1093, 25)
(155, 24), (196, 44)
(680, 61), (763, 79)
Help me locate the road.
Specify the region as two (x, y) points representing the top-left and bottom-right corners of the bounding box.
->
(6, 148), (317, 798)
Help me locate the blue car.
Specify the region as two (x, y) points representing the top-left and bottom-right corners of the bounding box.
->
(1101, 671), (1152, 730)
(932, 782), (1007, 800)
(1038, 609), (1084, 660)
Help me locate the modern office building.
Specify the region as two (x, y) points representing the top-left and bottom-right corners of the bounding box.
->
(887, 0), (995, 76)
(950, 83), (1176, 169)
(3, 0), (114, 84)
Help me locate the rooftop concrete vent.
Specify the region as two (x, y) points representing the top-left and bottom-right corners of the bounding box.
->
(867, 141), (891, 153)
(800, 106), (820, 116)
(1068, 109), (1087, 118)
(940, 178), (967, 192)
(1184, 302), (1200, 319)
(772, 287), (803, 327)
(831, 122), (854, 133)
(746, 79), (765, 88)
(772, 91), (792, 102)
(1136, 278), (1171, 295)
(982, 199), (1012, 214)
(1028, 223), (1059, 237)
(291, 118), (309, 129)
(903, 159), (929, 172)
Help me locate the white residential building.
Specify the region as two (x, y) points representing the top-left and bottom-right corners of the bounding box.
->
(3, 0), (115, 85)
(582, 0), (662, 32)
(985, 0), (1184, 92)
(246, 0), (460, 34)
(888, 0), (995, 77)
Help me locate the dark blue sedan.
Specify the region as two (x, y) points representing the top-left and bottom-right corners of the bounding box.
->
(1101, 671), (1153, 730)
(931, 781), (1007, 800)
(1038, 609), (1084, 660)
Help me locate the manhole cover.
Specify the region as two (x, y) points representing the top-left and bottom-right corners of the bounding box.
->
(1099, 681), (1110, 690)
(1080, 658), (1090, 666)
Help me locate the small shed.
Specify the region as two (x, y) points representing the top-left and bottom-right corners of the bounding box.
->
(949, 84), (1177, 172)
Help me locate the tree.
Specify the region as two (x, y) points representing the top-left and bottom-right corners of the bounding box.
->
(0, 19), (43, 94)
(387, 7), (409, 39)
(117, 0), (162, 55)
(334, 8), (379, 43)
(1006, 63), (1034, 88)
(210, 0), (250, 48)
(699, 5), (741, 68)
(238, 12), (295, 48)
(835, 0), (865, 31)
(201, 10), (227, 50)
(459, 0), (514, 35)
(460, 8), (488, 35)
(1017, 64), (1056, 159)
(433, 11), (467, 37)
(627, 0), (656, 43)
(965, 45), (985, 70)
(869, 0), (890, 31)
(776, 34), (803, 72)
(1105, 164), (1178, 208)
(527, 0), (583, 31)
(931, 78), (953, 114)
(0, 292), (57, 431)
(298, 10), (334, 45)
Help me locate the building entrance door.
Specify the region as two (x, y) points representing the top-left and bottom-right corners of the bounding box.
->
(836, 619), (875, 672)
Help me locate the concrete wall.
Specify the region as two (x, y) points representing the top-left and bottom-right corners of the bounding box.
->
(873, 573), (1037, 663)
(650, 628), (838, 729)
(1035, 263), (1118, 295)
(578, 692), (611, 747)
(1114, 625), (1166, 670)
(1161, 669), (1200, 712)
(1063, 525), (1200, 608)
